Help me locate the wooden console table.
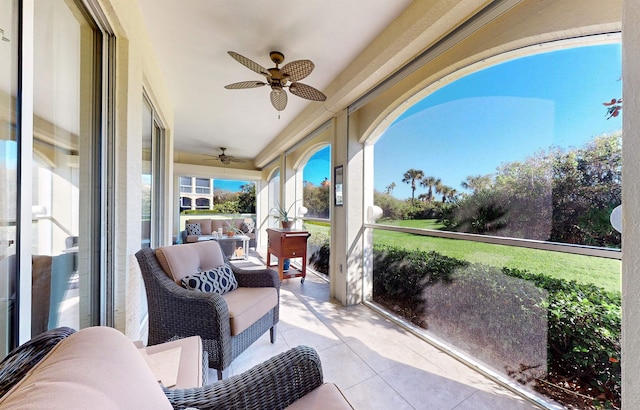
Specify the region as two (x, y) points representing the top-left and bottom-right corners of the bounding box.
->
(266, 228), (311, 282)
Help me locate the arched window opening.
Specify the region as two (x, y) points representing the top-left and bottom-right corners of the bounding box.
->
(301, 145), (331, 280)
(371, 43), (622, 408)
(195, 198), (210, 210)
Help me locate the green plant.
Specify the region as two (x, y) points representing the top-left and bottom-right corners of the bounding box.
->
(502, 267), (621, 404)
(270, 199), (303, 223)
(309, 240), (330, 275)
(371, 243), (621, 408)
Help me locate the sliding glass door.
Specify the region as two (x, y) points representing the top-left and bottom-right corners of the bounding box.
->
(30, 0), (103, 335)
(0, 0), (18, 357)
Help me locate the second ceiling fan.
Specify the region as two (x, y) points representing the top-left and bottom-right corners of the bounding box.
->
(224, 50), (327, 112)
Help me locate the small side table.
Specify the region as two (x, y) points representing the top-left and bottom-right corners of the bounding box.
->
(266, 228), (311, 282)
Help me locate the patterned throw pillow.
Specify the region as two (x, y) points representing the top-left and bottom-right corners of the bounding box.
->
(240, 220), (255, 233)
(181, 263), (238, 294)
(185, 223), (201, 236)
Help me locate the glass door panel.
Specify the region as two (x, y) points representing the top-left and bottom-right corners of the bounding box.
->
(32, 0), (101, 333)
(0, 0), (17, 356)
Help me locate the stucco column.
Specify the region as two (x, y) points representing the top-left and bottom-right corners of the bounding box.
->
(622, 1), (640, 407)
(331, 110), (366, 306)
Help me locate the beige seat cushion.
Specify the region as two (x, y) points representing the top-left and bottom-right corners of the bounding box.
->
(0, 327), (172, 409)
(222, 287), (278, 335)
(285, 383), (353, 409)
(156, 241), (226, 284)
(140, 335), (203, 389)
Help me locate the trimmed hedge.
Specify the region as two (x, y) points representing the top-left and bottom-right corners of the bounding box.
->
(372, 244), (621, 406)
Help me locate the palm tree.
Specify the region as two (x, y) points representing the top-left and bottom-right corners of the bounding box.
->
(420, 176), (441, 202)
(402, 169), (424, 205)
(446, 187), (459, 203)
(461, 174), (493, 193)
(385, 182), (396, 195)
(439, 185), (452, 202)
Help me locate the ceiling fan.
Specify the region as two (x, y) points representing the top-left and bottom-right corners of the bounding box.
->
(204, 147), (246, 165)
(224, 50), (327, 112)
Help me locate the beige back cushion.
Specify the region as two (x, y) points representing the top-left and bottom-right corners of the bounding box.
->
(156, 241), (226, 284)
(0, 327), (172, 409)
(186, 218), (212, 235)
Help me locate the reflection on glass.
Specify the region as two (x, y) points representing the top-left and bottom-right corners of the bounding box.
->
(0, 0), (17, 357)
(32, 0), (100, 334)
(374, 44), (622, 250)
(142, 97), (152, 248)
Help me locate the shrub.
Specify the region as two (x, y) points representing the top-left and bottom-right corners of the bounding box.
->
(309, 241), (330, 275)
(372, 244), (466, 304)
(372, 244), (621, 406)
(502, 267), (621, 403)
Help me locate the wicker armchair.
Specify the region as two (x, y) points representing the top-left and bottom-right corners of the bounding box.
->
(163, 345), (327, 410)
(135, 242), (280, 380)
(0, 327), (76, 397)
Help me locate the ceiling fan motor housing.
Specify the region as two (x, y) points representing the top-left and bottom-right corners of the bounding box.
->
(270, 51), (285, 65)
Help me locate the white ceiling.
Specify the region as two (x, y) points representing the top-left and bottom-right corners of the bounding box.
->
(137, 0), (413, 164)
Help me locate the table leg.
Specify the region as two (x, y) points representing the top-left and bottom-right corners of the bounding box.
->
(242, 238), (248, 260)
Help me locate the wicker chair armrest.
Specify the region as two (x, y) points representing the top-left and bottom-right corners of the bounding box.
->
(163, 345), (323, 410)
(229, 263), (280, 289)
(0, 327), (76, 397)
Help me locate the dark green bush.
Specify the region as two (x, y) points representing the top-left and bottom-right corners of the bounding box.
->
(372, 244), (466, 304)
(502, 267), (621, 402)
(372, 244), (621, 405)
(309, 241), (330, 275)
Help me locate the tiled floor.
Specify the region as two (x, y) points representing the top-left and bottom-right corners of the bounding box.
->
(215, 254), (549, 409)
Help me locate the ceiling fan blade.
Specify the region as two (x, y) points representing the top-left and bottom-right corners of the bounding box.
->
(227, 51), (269, 76)
(281, 60), (314, 82)
(224, 81), (266, 89)
(289, 82), (327, 101)
(228, 157), (247, 163)
(270, 88), (288, 111)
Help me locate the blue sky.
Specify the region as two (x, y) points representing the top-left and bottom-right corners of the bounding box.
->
(303, 146), (331, 185)
(375, 43), (622, 199)
(214, 179), (251, 192)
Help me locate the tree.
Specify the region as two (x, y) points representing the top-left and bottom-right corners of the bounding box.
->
(385, 182), (396, 195)
(446, 133), (621, 247)
(237, 183), (256, 213)
(420, 176), (441, 202)
(439, 185), (457, 203)
(461, 174), (493, 193)
(303, 183), (330, 218)
(402, 169), (424, 205)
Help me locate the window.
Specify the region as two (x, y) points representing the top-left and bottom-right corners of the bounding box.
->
(302, 146), (331, 218)
(195, 178), (210, 194)
(195, 197), (210, 209)
(372, 43), (622, 406)
(0, 0), (18, 355)
(180, 197), (192, 212)
(179, 176), (192, 193)
(30, 0), (104, 334)
(142, 94), (166, 248)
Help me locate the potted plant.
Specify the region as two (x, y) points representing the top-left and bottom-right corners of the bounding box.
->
(270, 200), (306, 229)
(225, 220), (244, 237)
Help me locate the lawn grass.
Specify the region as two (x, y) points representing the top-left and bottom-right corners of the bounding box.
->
(303, 219), (621, 294)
